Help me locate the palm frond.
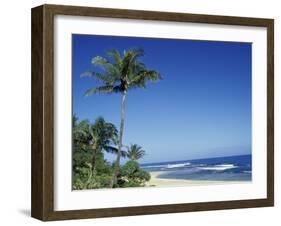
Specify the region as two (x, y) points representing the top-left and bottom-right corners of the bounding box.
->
(126, 144), (146, 160)
(121, 48), (144, 78)
(129, 70), (162, 88)
(107, 49), (122, 66)
(127, 48), (144, 59)
(104, 146), (127, 158)
(120, 150), (128, 158)
(144, 70), (162, 81)
(91, 56), (110, 68)
(81, 71), (114, 84)
(84, 85), (114, 96)
(91, 54), (122, 81)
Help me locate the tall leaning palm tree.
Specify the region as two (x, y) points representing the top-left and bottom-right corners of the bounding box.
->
(82, 48), (161, 187)
(126, 144), (146, 161)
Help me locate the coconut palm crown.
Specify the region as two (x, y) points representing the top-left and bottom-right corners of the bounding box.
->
(82, 48), (161, 187)
(126, 144), (146, 161)
(82, 48), (161, 95)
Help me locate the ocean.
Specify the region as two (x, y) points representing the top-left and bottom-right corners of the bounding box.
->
(140, 154), (252, 181)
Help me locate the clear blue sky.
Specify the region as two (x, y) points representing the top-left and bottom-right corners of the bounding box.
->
(72, 34), (252, 164)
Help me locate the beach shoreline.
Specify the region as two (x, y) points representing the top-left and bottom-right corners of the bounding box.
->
(146, 171), (251, 187)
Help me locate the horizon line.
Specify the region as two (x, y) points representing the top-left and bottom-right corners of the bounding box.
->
(140, 153), (251, 165)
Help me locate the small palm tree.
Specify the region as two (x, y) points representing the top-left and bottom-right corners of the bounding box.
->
(74, 117), (119, 173)
(73, 116), (92, 154)
(82, 48), (161, 187)
(89, 117), (118, 172)
(126, 144), (146, 161)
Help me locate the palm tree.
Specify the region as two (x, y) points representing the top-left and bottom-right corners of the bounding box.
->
(89, 117), (119, 172)
(82, 48), (161, 187)
(126, 144), (146, 161)
(73, 116), (89, 148)
(75, 117), (119, 173)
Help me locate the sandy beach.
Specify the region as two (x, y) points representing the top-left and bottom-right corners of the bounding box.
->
(146, 171), (250, 187)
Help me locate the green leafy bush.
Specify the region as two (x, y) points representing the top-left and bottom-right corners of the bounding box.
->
(72, 115), (151, 190)
(117, 160), (151, 187)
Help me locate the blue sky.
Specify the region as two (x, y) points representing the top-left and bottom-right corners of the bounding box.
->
(72, 34), (252, 164)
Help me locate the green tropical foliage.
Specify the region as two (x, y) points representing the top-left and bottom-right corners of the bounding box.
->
(73, 117), (118, 189)
(73, 115), (150, 189)
(126, 144), (146, 160)
(118, 160), (151, 187)
(82, 48), (161, 187)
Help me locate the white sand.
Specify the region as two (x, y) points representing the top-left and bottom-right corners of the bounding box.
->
(145, 171), (250, 187)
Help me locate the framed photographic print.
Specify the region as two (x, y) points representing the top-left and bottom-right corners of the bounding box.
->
(31, 4), (274, 221)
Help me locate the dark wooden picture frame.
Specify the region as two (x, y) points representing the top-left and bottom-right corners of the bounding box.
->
(31, 4), (274, 221)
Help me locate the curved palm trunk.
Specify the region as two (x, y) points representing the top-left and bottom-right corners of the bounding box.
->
(110, 91), (126, 187)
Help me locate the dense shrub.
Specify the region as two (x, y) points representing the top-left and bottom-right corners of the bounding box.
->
(72, 116), (151, 190)
(117, 160), (151, 188)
